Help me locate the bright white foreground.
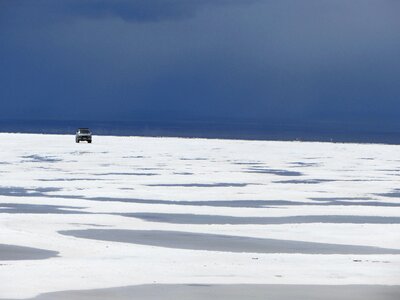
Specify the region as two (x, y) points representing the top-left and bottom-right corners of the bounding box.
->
(0, 133), (399, 299)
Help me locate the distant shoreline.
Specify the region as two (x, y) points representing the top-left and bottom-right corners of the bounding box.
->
(0, 120), (399, 145)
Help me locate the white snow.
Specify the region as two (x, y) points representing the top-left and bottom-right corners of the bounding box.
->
(0, 133), (399, 298)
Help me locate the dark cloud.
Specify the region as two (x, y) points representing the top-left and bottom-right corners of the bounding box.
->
(0, 0), (254, 25)
(64, 0), (252, 23)
(1, 0), (400, 134)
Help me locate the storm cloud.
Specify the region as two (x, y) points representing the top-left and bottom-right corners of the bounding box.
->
(1, 0), (400, 133)
(63, 0), (253, 22)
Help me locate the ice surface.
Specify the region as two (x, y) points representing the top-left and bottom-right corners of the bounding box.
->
(0, 133), (399, 299)
(60, 229), (400, 254)
(2, 284), (400, 300)
(0, 244), (58, 261)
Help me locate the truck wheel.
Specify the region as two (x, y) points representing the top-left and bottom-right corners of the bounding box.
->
(88, 140), (92, 143)
(76, 139), (79, 143)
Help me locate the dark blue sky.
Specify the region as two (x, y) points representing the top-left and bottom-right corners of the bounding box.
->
(1, 0), (400, 130)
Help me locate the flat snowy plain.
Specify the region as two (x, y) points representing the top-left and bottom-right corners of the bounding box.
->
(0, 133), (400, 299)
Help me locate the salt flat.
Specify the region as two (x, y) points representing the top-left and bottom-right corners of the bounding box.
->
(0, 133), (399, 299)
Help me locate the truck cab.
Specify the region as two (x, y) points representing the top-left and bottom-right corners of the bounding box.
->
(75, 128), (92, 143)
